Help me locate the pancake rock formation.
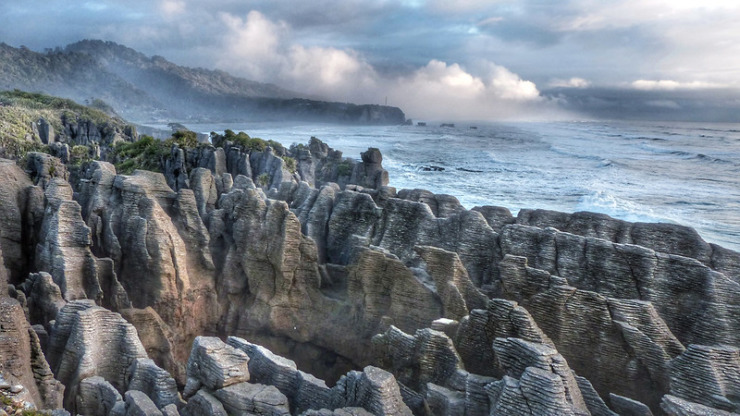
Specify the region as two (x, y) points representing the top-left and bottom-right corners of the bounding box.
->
(0, 136), (739, 415)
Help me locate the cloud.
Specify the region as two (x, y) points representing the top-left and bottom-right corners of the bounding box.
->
(212, 10), (556, 120)
(160, 0), (185, 17)
(645, 100), (681, 109)
(549, 77), (591, 89)
(631, 80), (727, 91)
(216, 10), (378, 100)
(3, 0), (740, 121)
(387, 60), (551, 120)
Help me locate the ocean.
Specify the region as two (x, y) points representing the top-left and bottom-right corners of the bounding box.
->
(177, 120), (740, 252)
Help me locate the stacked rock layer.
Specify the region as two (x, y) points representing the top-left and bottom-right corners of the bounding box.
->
(0, 138), (738, 415)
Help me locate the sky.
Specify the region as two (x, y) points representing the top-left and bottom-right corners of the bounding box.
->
(2, 0), (740, 121)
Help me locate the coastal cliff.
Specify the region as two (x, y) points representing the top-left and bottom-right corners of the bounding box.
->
(1, 118), (739, 415)
(0, 41), (407, 125)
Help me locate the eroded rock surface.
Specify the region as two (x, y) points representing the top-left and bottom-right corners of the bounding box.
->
(0, 137), (739, 415)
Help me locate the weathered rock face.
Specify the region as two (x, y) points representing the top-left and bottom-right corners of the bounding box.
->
(0, 296), (64, 410)
(75, 376), (123, 416)
(1, 136), (740, 416)
(0, 159), (37, 284)
(46, 301), (148, 409)
(180, 336), (411, 416)
(76, 164), (220, 374)
(35, 178), (102, 302)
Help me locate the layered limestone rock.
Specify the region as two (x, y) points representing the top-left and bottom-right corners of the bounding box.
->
(35, 178), (102, 302)
(46, 300), (148, 409)
(0, 159), (37, 283)
(668, 345), (740, 412)
(75, 376), (123, 416)
(76, 164), (220, 374)
(182, 337), (410, 415)
(1, 137), (740, 416)
(127, 358), (183, 410)
(495, 254), (685, 409)
(0, 295), (64, 410)
(226, 336), (333, 414)
(184, 336), (251, 394)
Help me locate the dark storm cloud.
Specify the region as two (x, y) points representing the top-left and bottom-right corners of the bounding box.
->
(545, 87), (740, 122)
(0, 0), (739, 120)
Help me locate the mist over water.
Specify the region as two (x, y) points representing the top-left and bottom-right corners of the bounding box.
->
(182, 120), (740, 252)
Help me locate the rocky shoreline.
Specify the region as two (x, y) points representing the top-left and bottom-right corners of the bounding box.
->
(0, 132), (739, 415)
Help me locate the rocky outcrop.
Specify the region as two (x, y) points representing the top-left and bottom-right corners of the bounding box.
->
(1, 136), (740, 416)
(0, 159), (37, 283)
(77, 165), (220, 372)
(75, 376), (123, 416)
(181, 336), (410, 415)
(0, 296), (64, 410)
(127, 358), (183, 410)
(184, 337), (251, 394)
(35, 178), (102, 302)
(46, 301), (148, 409)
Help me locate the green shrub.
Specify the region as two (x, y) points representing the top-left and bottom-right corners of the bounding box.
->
(290, 142), (306, 152)
(70, 144), (90, 166)
(165, 130), (198, 149)
(282, 156), (296, 172)
(337, 160), (353, 177)
(257, 173), (270, 187)
(112, 135), (164, 174)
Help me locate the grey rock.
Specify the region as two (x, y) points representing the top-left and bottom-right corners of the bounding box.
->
(453, 298), (552, 377)
(0, 159), (35, 283)
(299, 408), (373, 416)
(575, 376), (617, 416)
(227, 336), (332, 414)
(349, 148), (388, 190)
(224, 146), (252, 180)
(186, 336), (250, 391)
(21, 272), (66, 327)
(75, 376), (122, 416)
(333, 366), (412, 416)
(471, 205), (515, 232)
(661, 395), (740, 416)
(161, 404), (181, 416)
(127, 358), (183, 410)
(372, 327), (463, 395)
(35, 178), (102, 302)
(669, 344), (740, 412)
(38, 118), (55, 144)
(25, 152), (68, 188)
(0, 296), (64, 410)
(77, 165), (220, 372)
(214, 382), (290, 416)
(250, 146), (295, 190)
(426, 383), (466, 416)
(182, 390), (227, 416)
(492, 337), (589, 414)
(610, 393), (654, 416)
(121, 307), (184, 386)
(397, 189), (464, 218)
(47, 301), (147, 409)
(124, 390), (164, 416)
(189, 167), (218, 218)
(164, 146), (189, 191)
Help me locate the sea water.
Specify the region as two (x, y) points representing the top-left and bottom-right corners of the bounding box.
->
(180, 120), (740, 252)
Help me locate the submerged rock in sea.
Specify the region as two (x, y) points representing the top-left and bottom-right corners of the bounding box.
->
(1, 136), (739, 415)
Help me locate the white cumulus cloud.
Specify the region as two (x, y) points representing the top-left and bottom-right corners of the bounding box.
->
(549, 77), (591, 88)
(631, 79), (726, 90)
(387, 60), (549, 120)
(213, 10), (562, 120)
